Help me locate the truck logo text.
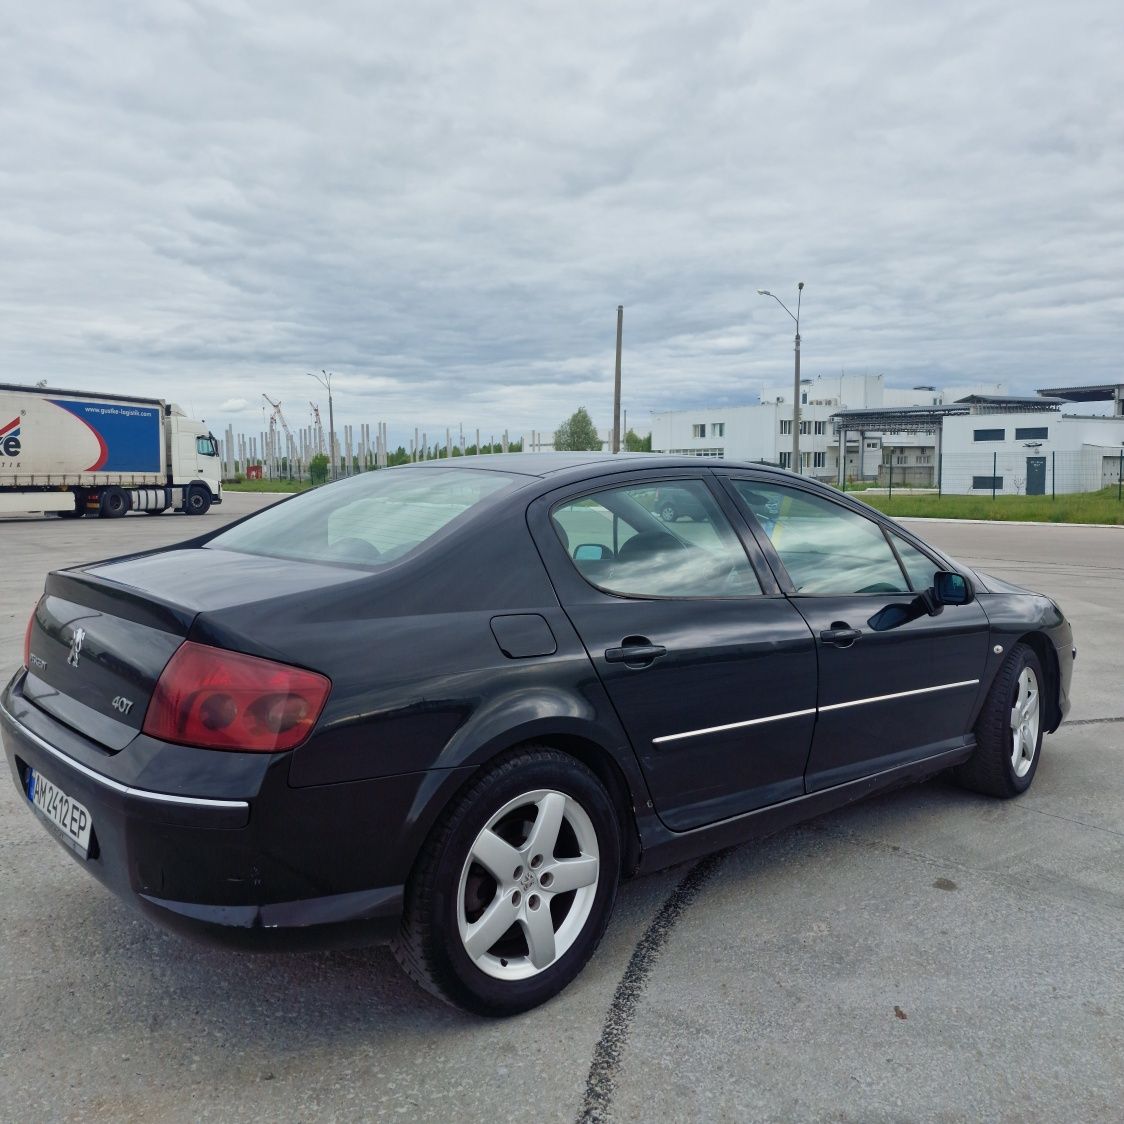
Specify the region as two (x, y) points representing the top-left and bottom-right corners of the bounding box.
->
(0, 417), (20, 458)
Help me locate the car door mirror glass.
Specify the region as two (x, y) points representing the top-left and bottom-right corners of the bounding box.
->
(574, 543), (612, 561)
(933, 571), (972, 606)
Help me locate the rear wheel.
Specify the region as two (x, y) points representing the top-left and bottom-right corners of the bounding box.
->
(393, 748), (620, 1016)
(659, 502), (677, 522)
(184, 485), (211, 515)
(954, 642), (1044, 798)
(99, 487), (130, 518)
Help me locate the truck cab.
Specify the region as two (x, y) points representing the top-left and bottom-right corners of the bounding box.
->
(165, 408), (222, 514)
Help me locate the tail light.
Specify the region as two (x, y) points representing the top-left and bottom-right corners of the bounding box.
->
(143, 641), (331, 753)
(23, 606), (37, 669)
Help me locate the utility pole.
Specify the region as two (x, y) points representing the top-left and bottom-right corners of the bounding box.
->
(612, 305), (624, 453)
(307, 370), (337, 480)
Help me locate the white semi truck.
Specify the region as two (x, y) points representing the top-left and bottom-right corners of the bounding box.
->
(0, 383), (222, 519)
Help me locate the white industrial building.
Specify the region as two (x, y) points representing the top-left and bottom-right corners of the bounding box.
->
(651, 376), (1124, 495)
(939, 402), (1124, 495)
(651, 373), (1005, 481)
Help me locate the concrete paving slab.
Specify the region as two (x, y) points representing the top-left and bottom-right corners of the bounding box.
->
(0, 497), (1120, 1122)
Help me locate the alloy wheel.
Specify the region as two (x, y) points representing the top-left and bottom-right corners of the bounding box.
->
(457, 789), (600, 981)
(1010, 666), (1040, 778)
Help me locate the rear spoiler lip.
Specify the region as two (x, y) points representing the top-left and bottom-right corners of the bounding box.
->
(44, 569), (196, 637)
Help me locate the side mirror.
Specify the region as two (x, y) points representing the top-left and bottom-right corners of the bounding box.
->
(933, 571), (973, 606)
(574, 543), (612, 561)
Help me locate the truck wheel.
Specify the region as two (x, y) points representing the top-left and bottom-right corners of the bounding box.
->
(99, 488), (130, 518)
(184, 485), (212, 516)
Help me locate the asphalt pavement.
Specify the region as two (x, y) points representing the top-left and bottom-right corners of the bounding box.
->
(1, 494), (1120, 1123)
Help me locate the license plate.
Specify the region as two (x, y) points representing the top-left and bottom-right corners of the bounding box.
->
(26, 767), (92, 858)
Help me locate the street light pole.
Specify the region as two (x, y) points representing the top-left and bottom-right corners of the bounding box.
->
(612, 305), (624, 454)
(307, 369), (336, 480)
(757, 282), (805, 474)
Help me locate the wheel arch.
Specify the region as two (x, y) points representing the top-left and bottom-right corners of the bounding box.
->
(512, 731), (644, 876)
(418, 718), (648, 881)
(1018, 630), (1062, 733)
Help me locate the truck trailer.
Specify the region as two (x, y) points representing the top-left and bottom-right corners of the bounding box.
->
(0, 384), (222, 519)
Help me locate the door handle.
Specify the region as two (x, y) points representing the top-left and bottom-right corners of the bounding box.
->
(820, 625), (862, 648)
(604, 642), (667, 665)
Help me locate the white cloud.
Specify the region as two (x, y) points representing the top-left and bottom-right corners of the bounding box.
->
(1, 0), (1121, 448)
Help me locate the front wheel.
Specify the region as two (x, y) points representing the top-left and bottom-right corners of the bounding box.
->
(659, 502), (677, 522)
(393, 748), (621, 1016)
(184, 485), (212, 515)
(954, 642), (1045, 798)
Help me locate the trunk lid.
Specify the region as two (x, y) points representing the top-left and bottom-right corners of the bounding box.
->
(24, 587), (185, 751)
(24, 548), (367, 751)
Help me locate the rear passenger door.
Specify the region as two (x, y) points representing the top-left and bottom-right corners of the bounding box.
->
(722, 476), (990, 792)
(529, 473), (818, 831)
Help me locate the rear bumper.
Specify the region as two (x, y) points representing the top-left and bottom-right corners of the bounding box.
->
(1, 674), (467, 950)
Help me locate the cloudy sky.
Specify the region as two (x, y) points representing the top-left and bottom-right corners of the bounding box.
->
(2, 0), (1121, 446)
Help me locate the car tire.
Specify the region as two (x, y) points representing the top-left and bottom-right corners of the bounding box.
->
(393, 747), (621, 1016)
(184, 485), (212, 515)
(98, 487), (130, 518)
(954, 642), (1045, 798)
(659, 503), (677, 522)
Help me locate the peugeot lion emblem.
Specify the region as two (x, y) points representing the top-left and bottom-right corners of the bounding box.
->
(67, 627), (86, 669)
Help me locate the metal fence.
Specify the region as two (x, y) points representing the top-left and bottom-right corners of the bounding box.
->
(841, 449), (1124, 499)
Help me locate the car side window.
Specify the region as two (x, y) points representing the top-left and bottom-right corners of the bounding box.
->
(732, 481), (909, 595)
(890, 532), (941, 593)
(552, 480), (761, 598)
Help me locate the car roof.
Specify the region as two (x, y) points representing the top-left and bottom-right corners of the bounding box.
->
(411, 452), (791, 481)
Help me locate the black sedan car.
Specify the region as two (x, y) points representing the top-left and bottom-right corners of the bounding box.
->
(2, 455), (1074, 1015)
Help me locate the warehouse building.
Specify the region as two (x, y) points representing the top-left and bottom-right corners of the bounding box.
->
(652, 376), (1124, 495)
(650, 373), (1004, 481)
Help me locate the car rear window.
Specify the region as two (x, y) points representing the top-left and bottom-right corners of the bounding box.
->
(206, 468), (523, 568)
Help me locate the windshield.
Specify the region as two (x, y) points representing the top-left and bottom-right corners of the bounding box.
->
(206, 467), (524, 568)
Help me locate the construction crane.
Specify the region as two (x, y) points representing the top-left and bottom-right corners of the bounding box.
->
(262, 394), (297, 467)
(309, 401), (326, 456)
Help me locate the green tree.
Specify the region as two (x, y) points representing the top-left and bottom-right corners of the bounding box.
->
(623, 428), (651, 452)
(553, 407), (602, 452)
(309, 452), (329, 484)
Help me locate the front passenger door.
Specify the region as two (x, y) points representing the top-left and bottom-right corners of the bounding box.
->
(725, 478), (990, 792)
